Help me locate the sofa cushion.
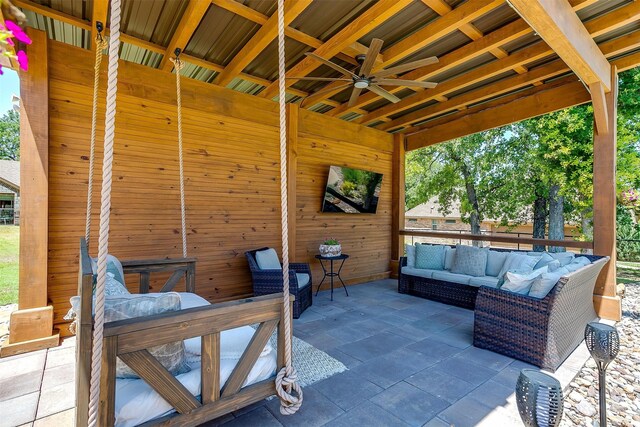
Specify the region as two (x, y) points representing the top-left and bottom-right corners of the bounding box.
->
(533, 252), (555, 270)
(432, 271), (472, 285)
(486, 250), (508, 277)
(255, 248), (281, 269)
(501, 267), (548, 295)
(451, 245), (488, 277)
(296, 273), (311, 289)
(528, 267), (570, 299)
(547, 259), (561, 272)
(497, 252), (539, 282)
(549, 251), (575, 266)
(469, 276), (500, 288)
(444, 247), (456, 270)
(415, 244), (446, 270)
(401, 266), (435, 279)
(405, 244), (416, 268)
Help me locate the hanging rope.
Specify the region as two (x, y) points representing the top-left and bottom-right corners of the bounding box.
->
(85, 23), (108, 245)
(170, 50), (188, 258)
(87, 0), (122, 424)
(274, 0), (303, 415)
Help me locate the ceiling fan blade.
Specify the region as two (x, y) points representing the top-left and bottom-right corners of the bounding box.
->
(286, 77), (353, 81)
(303, 83), (352, 103)
(305, 52), (357, 78)
(347, 87), (363, 107)
(373, 57), (439, 78)
(367, 85), (401, 103)
(359, 38), (384, 77)
(375, 79), (438, 89)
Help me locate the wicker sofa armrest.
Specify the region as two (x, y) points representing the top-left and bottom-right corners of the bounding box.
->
(250, 268), (300, 293)
(475, 286), (551, 324)
(399, 257), (408, 268)
(290, 263), (312, 275)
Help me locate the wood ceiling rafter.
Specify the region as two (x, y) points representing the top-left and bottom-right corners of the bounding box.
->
(508, 0), (611, 91)
(210, 0), (373, 67)
(380, 29), (640, 131)
(214, 0), (313, 87)
(90, 0), (108, 51)
(357, 0), (640, 127)
(258, 0), (413, 100)
(13, 0), (313, 100)
(303, 0), (504, 108)
(159, 0), (212, 71)
(324, 0), (603, 119)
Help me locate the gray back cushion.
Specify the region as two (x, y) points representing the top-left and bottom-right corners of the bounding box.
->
(485, 251), (507, 277)
(105, 292), (191, 379)
(451, 245), (488, 277)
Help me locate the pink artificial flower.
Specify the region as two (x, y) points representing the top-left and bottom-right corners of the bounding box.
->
(0, 65), (3, 75)
(6, 37), (14, 47)
(16, 50), (28, 71)
(5, 21), (32, 44)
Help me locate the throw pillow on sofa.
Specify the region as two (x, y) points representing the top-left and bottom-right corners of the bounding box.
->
(444, 247), (456, 270)
(549, 251), (575, 266)
(528, 267), (570, 299)
(486, 250), (507, 276)
(415, 244), (446, 270)
(451, 245), (488, 277)
(405, 244), (416, 268)
(497, 252), (539, 283)
(501, 266), (548, 295)
(533, 252), (555, 270)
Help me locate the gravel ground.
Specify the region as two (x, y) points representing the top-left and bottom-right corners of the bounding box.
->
(561, 282), (640, 427)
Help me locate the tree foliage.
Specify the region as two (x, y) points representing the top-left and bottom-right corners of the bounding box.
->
(0, 110), (19, 160)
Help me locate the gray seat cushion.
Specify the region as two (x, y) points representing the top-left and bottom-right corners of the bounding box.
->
(296, 273), (311, 288)
(432, 271), (471, 285)
(401, 266), (437, 279)
(469, 276), (500, 288)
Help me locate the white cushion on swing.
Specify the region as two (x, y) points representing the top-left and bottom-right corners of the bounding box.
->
(115, 345), (277, 427)
(91, 254), (127, 287)
(255, 248), (281, 269)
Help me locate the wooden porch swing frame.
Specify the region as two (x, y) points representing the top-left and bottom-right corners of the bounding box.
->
(76, 238), (293, 426)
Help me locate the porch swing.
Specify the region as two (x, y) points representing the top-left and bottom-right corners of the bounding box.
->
(74, 0), (302, 425)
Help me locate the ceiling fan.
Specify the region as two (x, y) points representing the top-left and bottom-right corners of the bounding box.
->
(289, 38), (439, 107)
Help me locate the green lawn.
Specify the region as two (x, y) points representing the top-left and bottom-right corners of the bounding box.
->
(617, 260), (640, 285)
(0, 226), (19, 306)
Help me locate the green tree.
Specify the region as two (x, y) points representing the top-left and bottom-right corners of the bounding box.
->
(0, 110), (20, 160)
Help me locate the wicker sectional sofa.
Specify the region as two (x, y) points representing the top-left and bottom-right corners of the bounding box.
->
(399, 245), (609, 370)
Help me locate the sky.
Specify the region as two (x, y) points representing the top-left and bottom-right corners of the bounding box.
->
(0, 68), (20, 115)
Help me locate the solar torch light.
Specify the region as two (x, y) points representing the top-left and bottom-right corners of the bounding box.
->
(584, 322), (620, 427)
(516, 369), (564, 427)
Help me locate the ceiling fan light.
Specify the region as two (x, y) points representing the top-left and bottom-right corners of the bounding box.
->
(354, 79), (369, 89)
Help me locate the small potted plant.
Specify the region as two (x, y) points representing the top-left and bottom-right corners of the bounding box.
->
(319, 238), (341, 257)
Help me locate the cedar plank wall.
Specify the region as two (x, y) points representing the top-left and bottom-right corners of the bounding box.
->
(46, 41), (394, 334)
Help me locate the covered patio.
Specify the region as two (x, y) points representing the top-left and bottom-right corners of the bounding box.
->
(1, 0), (638, 425)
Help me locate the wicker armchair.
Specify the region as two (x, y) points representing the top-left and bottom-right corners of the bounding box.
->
(473, 255), (608, 371)
(245, 247), (312, 319)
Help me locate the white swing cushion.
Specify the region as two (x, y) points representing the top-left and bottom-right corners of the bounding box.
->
(105, 292), (191, 379)
(255, 248), (281, 270)
(91, 254), (127, 287)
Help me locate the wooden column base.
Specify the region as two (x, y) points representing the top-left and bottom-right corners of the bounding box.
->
(0, 306), (60, 357)
(593, 294), (622, 321)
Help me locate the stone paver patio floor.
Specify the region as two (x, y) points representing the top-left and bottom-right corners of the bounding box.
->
(0, 279), (592, 426)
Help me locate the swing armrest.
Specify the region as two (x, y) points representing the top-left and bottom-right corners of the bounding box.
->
(121, 258), (197, 293)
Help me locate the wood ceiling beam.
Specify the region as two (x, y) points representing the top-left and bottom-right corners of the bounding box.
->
(304, 0), (507, 108)
(13, 0), (313, 99)
(159, 0), (211, 71)
(322, 0), (601, 118)
(508, 0), (611, 91)
(357, 1), (640, 126)
(90, 0), (108, 51)
(421, 0), (526, 74)
(380, 29), (640, 131)
(404, 77), (591, 150)
(258, 0), (413, 100)
(210, 0), (366, 66)
(214, 0), (312, 87)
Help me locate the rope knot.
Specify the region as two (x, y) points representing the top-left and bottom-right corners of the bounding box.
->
(170, 56), (185, 72)
(275, 366), (303, 415)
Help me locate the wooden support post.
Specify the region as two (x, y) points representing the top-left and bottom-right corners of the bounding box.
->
(592, 65), (621, 321)
(1, 28), (59, 357)
(391, 133), (406, 277)
(286, 104), (299, 259)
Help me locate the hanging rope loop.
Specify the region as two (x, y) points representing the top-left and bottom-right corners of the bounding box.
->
(275, 365), (303, 415)
(170, 47), (187, 258)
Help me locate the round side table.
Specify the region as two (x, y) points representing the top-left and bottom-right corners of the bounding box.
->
(315, 254), (349, 301)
